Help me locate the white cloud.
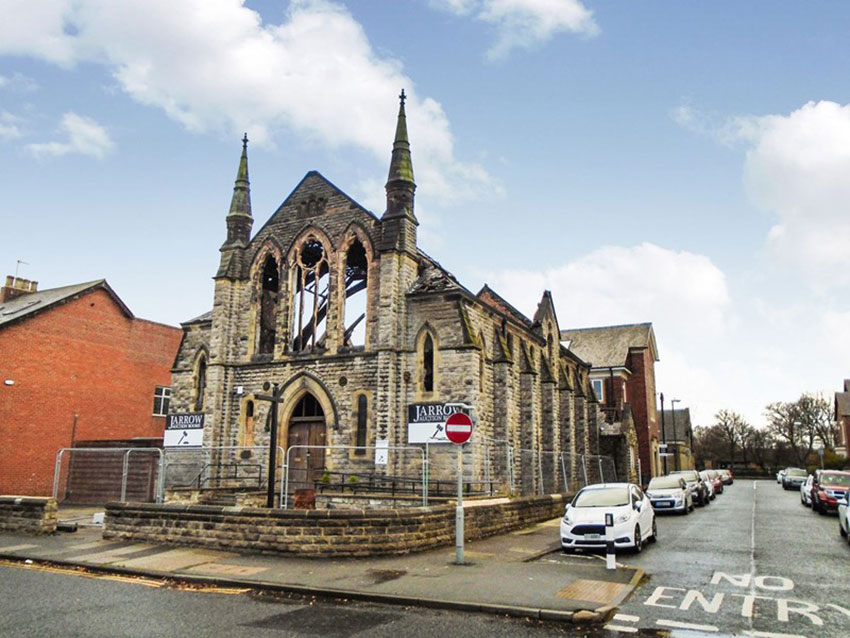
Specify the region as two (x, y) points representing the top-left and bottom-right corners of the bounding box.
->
(0, 112), (23, 140)
(431, 0), (599, 59)
(0, 0), (495, 202)
(0, 0), (78, 65)
(482, 243), (732, 425)
(675, 99), (850, 290)
(737, 101), (850, 288)
(27, 113), (114, 158)
(0, 72), (38, 92)
(483, 242), (730, 338)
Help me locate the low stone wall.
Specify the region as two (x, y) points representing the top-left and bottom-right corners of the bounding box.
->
(315, 493), (452, 510)
(0, 496), (58, 534)
(104, 493), (567, 557)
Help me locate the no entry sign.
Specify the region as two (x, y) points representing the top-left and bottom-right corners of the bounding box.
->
(445, 412), (473, 444)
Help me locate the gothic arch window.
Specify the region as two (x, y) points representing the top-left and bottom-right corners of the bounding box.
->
(241, 399), (255, 448)
(291, 237), (330, 352)
(194, 353), (207, 411)
(342, 238), (369, 348)
(355, 394), (368, 454)
(479, 331), (487, 391)
(258, 254), (280, 354)
(423, 333), (435, 393)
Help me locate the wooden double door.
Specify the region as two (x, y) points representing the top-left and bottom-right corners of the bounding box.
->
(285, 393), (326, 490)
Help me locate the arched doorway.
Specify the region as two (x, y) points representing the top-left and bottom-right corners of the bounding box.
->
(286, 393), (327, 489)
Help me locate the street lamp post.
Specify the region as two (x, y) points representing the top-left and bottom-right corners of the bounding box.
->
(671, 399), (681, 471)
(660, 393), (667, 475)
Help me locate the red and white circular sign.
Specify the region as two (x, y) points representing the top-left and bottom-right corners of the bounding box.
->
(445, 412), (473, 444)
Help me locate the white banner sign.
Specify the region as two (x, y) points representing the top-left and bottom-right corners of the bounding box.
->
(407, 403), (468, 444)
(375, 439), (389, 466)
(164, 413), (204, 448)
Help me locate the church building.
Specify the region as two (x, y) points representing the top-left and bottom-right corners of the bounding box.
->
(169, 93), (630, 498)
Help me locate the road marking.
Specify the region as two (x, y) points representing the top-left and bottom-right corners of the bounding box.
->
(0, 544), (37, 552)
(742, 631), (808, 638)
(657, 619), (719, 632)
(604, 624), (638, 633)
(748, 480), (758, 631)
(613, 613), (639, 622)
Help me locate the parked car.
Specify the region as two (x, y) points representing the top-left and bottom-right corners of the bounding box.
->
(782, 468), (807, 490)
(800, 474), (814, 507)
(717, 468), (734, 485)
(810, 470), (850, 514)
(700, 469), (723, 496)
(700, 471), (716, 500)
(776, 469), (786, 484)
(670, 469), (710, 506)
(646, 475), (693, 514)
(839, 492), (850, 544)
(560, 483), (656, 553)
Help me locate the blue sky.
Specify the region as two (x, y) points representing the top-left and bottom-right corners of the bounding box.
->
(3, 0), (850, 428)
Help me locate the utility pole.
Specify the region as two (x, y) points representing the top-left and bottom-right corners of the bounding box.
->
(671, 398), (681, 472)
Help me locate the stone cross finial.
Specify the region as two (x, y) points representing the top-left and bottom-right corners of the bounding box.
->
(242, 132), (248, 149)
(399, 89), (406, 106)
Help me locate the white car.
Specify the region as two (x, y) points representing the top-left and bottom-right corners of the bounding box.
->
(646, 475), (693, 514)
(839, 492), (850, 545)
(800, 475), (814, 507)
(560, 483), (656, 553)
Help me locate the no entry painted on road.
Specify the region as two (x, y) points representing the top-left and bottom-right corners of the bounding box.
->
(445, 412), (473, 444)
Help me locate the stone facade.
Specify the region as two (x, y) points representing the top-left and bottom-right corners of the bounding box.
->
(169, 96), (608, 499)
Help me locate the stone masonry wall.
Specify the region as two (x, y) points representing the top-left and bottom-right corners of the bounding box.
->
(0, 496), (58, 534)
(104, 494), (567, 557)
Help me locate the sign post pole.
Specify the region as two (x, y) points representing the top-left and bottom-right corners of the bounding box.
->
(456, 444), (464, 565)
(444, 409), (474, 566)
(256, 382), (284, 508)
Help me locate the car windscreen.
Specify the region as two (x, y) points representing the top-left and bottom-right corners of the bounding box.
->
(787, 469), (807, 477)
(573, 487), (630, 507)
(820, 473), (850, 486)
(648, 476), (682, 489)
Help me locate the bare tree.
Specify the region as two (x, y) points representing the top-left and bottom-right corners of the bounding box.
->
(715, 409), (747, 464)
(765, 399), (815, 467)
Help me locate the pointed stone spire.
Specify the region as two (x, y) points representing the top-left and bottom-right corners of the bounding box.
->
(217, 134), (254, 278)
(383, 89), (416, 222)
(228, 133), (252, 221)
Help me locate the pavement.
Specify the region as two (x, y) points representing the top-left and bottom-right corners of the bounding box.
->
(0, 505), (643, 625)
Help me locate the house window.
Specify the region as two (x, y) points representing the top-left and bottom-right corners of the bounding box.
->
(153, 386), (171, 416)
(591, 379), (604, 402)
(355, 394), (368, 454)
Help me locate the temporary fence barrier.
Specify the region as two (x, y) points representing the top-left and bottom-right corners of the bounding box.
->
(53, 447), (164, 504)
(282, 444), (427, 509)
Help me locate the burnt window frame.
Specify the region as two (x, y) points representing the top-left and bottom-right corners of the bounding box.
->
(355, 394), (368, 454)
(291, 237), (331, 353)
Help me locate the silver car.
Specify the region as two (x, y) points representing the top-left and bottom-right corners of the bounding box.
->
(839, 492), (850, 545)
(646, 475), (693, 514)
(800, 474), (814, 507)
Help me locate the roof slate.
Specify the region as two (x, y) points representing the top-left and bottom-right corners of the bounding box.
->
(0, 280), (130, 329)
(559, 323), (657, 369)
(835, 392), (850, 417)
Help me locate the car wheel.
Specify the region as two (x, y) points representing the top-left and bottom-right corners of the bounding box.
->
(817, 502), (826, 515)
(841, 524), (847, 539)
(650, 517), (658, 543)
(633, 525), (643, 553)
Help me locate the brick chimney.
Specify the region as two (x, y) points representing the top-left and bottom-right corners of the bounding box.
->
(0, 276), (38, 303)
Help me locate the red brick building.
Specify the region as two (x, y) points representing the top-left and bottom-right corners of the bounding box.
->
(834, 380), (850, 459)
(0, 277), (182, 497)
(560, 323), (660, 483)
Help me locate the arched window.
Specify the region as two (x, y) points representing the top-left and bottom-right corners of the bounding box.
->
(194, 354), (207, 411)
(355, 394), (368, 454)
(342, 239), (368, 348)
(423, 333), (434, 393)
(291, 239), (330, 352)
(479, 332), (486, 391)
(258, 255), (279, 354)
